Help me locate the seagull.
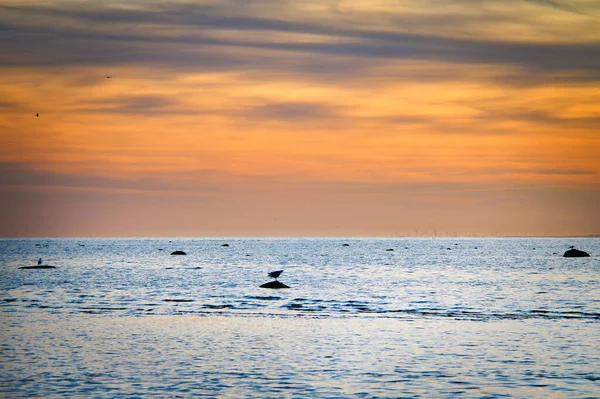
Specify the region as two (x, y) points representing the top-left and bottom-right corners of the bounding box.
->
(106, 76), (112, 79)
(569, 245), (575, 249)
(38, 258), (42, 265)
(268, 270), (283, 280)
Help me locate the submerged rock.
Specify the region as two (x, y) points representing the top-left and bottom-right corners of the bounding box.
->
(342, 244), (350, 247)
(222, 243), (229, 247)
(260, 281), (290, 289)
(170, 250), (186, 255)
(563, 248), (590, 257)
(385, 248), (394, 251)
(19, 265), (56, 269)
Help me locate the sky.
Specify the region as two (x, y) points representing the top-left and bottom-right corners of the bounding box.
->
(0, 0), (599, 237)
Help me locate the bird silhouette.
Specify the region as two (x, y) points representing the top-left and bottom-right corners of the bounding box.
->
(36, 113), (39, 117)
(268, 270), (283, 280)
(38, 258), (42, 265)
(106, 76), (112, 79)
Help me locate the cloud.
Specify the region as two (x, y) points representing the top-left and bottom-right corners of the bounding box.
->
(242, 101), (339, 121)
(0, 161), (228, 195)
(0, 0), (599, 238)
(83, 94), (185, 115)
(0, 99), (18, 108)
(488, 168), (597, 176)
(465, 110), (600, 132)
(1, 1), (599, 85)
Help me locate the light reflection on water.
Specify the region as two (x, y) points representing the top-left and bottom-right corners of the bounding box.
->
(1, 238), (599, 398)
(2, 315), (599, 398)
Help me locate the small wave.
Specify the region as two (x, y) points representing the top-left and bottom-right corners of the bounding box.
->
(273, 301), (600, 320)
(203, 304), (234, 309)
(382, 308), (600, 321)
(163, 299), (195, 302)
(245, 296), (283, 301)
(79, 307), (129, 314)
(576, 373), (599, 382)
(281, 303), (328, 312)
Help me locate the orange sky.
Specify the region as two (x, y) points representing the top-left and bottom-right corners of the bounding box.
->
(0, 0), (599, 237)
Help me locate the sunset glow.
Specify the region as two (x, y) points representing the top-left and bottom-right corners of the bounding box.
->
(1, 0), (599, 236)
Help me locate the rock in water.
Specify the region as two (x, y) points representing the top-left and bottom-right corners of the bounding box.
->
(19, 265), (56, 269)
(170, 250), (186, 255)
(260, 281), (290, 289)
(222, 243), (229, 247)
(563, 248), (590, 257)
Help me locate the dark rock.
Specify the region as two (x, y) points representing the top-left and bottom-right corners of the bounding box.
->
(19, 265), (56, 269)
(222, 243), (229, 247)
(342, 244), (350, 246)
(170, 250), (186, 255)
(385, 248), (394, 251)
(563, 248), (590, 257)
(260, 281), (290, 289)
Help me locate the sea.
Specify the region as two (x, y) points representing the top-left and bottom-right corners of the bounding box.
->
(0, 237), (598, 398)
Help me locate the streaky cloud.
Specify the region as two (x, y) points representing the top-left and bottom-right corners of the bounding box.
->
(82, 94), (193, 115)
(243, 101), (339, 121)
(1, 2), (599, 83)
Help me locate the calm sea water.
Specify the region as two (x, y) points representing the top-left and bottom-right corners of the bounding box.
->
(1, 238), (598, 398)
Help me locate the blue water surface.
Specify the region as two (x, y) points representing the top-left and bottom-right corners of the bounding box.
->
(1, 238), (599, 398)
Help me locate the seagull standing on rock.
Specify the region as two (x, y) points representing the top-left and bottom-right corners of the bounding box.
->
(38, 258), (42, 265)
(259, 270), (290, 289)
(268, 270), (283, 281)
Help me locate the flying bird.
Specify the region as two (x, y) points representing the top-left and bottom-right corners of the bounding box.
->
(268, 270), (283, 280)
(38, 258), (42, 265)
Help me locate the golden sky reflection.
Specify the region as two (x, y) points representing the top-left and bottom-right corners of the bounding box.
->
(0, 0), (598, 236)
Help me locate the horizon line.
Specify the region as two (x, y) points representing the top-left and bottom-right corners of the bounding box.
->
(2, 235), (599, 239)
